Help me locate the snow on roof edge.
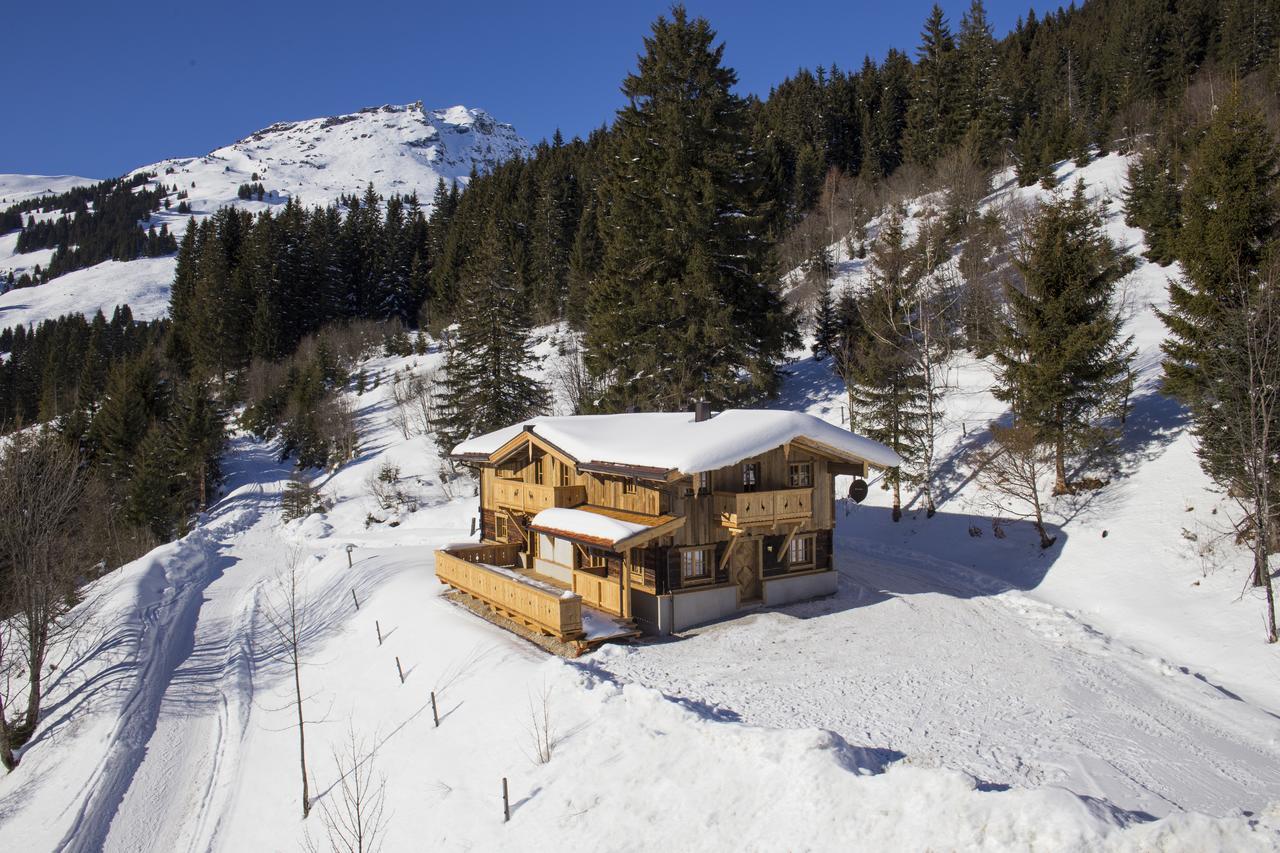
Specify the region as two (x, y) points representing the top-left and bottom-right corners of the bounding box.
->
(452, 410), (901, 473)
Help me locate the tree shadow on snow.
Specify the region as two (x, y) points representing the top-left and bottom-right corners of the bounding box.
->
(774, 504), (1069, 625)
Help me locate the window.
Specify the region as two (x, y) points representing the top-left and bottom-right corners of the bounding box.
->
(623, 477), (637, 494)
(788, 462), (813, 488)
(495, 514), (509, 542)
(742, 462), (759, 492)
(680, 547), (713, 584)
(538, 533), (573, 567)
(534, 460), (545, 485)
(559, 462), (573, 486)
(629, 559), (646, 585)
(697, 471), (710, 494)
(787, 534), (815, 568)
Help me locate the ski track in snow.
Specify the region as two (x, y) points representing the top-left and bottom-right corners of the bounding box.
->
(56, 439), (291, 853)
(589, 532), (1280, 820)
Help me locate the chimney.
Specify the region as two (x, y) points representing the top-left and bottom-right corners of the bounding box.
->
(694, 400), (712, 423)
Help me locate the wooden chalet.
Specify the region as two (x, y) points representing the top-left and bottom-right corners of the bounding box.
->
(434, 405), (900, 641)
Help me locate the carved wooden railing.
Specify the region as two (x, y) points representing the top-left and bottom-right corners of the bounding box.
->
(491, 480), (587, 513)
(720, 487), (814, 528)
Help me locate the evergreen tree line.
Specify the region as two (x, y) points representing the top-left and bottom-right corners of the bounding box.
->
(167, 187), (432, 378)
(428, 0), (1280, 311)
(2, 174), (177, 285)
(0, 307), (226, 562)
(0, 306), (163, 430)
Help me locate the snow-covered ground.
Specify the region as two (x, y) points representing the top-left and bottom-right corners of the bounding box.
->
(0, 101), (530, 331)
(0, 256), (174, 328)
(3, 157), (1280, 851)
(0, 174), (97, 207)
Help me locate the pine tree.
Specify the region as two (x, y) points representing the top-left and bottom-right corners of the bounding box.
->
(1164, 87), (1279, 400)
(1159, 87), (1280, 585)
(167, 379), (225, 514)
(586, 6), (796, 411)
(904, 5), (960, 166)
(126, 424), (179, 539)
(433, 220), (548, 452)
(811, 276), (837, 362)
(956, 0), (1004, 160)
(995, 182), (1135, 494)
(844, 209), (928, 521)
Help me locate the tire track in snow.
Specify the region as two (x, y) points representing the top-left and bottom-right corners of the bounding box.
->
(56, 449), (287, 853)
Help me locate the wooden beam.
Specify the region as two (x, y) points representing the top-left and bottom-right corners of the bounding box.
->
(719, 533), (742, 572)
(502, 508), (529, 544)
(778, 523), (802, 565)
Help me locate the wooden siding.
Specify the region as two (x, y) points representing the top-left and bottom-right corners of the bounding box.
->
(584, 473), (665, 515)
(435, 546), (583, 639)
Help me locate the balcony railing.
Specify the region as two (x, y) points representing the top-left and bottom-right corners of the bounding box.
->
(573, 568), (623, 615)
(492, 480), (587, 513)
(435, 545), (583, 639)
(720, 487), (814, 528)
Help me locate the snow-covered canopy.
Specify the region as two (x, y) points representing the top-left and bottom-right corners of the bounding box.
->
(529, 507), (652, 548)
(452, 409), (902, 475)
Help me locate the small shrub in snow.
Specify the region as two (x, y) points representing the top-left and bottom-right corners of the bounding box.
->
(282, 477), (329, 521)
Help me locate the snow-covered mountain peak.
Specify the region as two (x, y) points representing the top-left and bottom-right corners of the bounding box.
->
(138, 100), (530, 211)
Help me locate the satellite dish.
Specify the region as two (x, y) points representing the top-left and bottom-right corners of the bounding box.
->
(849, 478), (869, 504)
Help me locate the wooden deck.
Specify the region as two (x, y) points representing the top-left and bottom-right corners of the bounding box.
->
(435, 544), (584, 639)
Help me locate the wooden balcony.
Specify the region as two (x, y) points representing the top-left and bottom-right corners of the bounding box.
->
(492, 479), (587, 514)
(435, 544), (583, 639)
(720, 487), (814, 529)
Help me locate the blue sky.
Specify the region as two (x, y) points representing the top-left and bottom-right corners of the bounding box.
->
(3, 1), (1033, 178)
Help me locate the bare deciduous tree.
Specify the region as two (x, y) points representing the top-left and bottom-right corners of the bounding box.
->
(316, 395), (359, 468)
(974, 422), (1058, 550)
(525, 681), (555, 765)
(0, 429), (88, 770)
(262, 549), (313, 816)
(549, 336), (601, 416)
(308, 726), (389, 853)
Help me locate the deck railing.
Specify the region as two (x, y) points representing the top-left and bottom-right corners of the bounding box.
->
(720, 487), (814, 528)
(492, 480), (587, 514)
(435, 546), (583, 639)
(572, 568), (623, 615)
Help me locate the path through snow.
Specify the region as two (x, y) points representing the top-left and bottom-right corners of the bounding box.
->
(56, 438), (292, 853)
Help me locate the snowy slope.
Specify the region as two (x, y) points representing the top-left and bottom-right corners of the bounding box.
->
(4, 162), (1280, 850)
(0, 101), (529, 330)
(0, 174), (97, 207)
(0, 257), (173, 327)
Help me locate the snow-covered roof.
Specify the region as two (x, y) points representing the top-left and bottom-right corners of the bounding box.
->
(452, 409), (901, 474)
(529, 507), (653, 548)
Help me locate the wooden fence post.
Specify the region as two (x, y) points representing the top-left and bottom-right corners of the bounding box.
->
(351, 589), (360, 611)
(376, 620), (383, 646)
(431, 691), (439, 727)
(502, 777), (510, 823)
(395, 656), (405, 684)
